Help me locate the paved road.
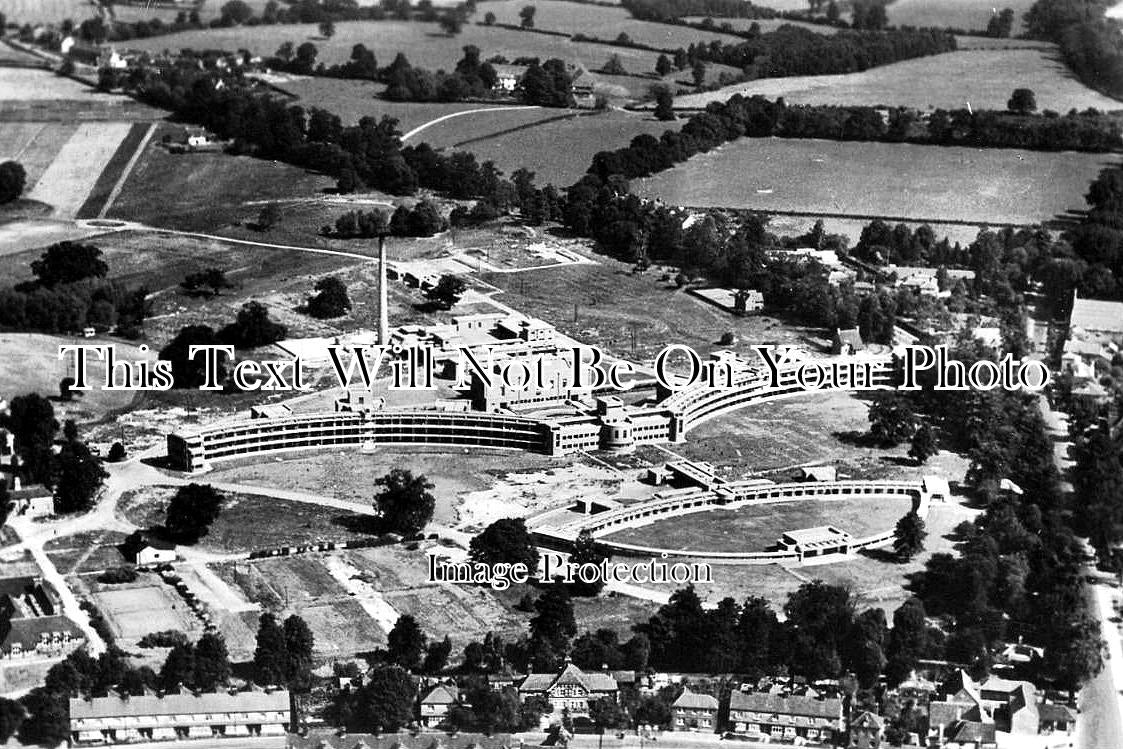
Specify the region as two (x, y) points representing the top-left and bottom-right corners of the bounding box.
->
(1040, 397), (1123, 749)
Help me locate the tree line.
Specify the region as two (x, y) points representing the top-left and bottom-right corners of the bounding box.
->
(1025, 0), (1123, 100)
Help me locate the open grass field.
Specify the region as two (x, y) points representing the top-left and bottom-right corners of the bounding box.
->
(93, 583), (204, 640)
(0, 0), (93, 24)
(632, 137), (1112, 226)
(108, 123), (337, 228)
(119, 488), (375, 553)
(45, 530), (132, 575)
(476, 0), (744, 47)
(884, 0), (1038, 33)
(670, 48), (1122, 113)
(605, 493), (912, 552)
(124, 19), (670, 78)
(210, 447), (575, 526)
(681, 16), (837, 33)
(0, 333), (155, 418)
(481, 256), (822, 361)
(459, 108), (682, 185)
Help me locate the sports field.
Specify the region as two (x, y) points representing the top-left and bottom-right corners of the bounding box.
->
(93, 583), (204, 641)
(632, 137), (1111, 226)
(460, 109), (683, 185)
(671, 48), (1123, 113)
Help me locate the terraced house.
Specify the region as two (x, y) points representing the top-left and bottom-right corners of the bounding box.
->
(727, 691), (844, 743)
(69, 689), (291, 744)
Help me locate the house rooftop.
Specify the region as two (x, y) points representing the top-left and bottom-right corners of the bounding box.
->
(728, 691), (842, 719)
(1071, 294), (1123, 334)
(70, 689), (290, 719)
(673, 689), (718, 710)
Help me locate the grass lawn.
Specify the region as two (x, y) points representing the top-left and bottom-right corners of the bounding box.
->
(458, 108), (683, 185)
(107, 123), (336, 229)
(632, 137), (1113, 225)
(605, 494), (913, 553)
(670, 48), (1122, 113)
(45, 530), (132, 575)
(118, 487), (376, 554)
(0, 122), (77, 191)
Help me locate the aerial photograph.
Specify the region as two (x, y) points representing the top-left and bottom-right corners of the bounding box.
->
(0, 0), (1122, 747)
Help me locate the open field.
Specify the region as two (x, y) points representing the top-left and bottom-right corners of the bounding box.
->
(481, 257), (823, 361)
(605, 493), (913, 552)
(108, 123), (337, 228)
(0, 122), (77, 192)
(27, 121), (134, 218)
(0, 333), (155, 419)
(681, 16), (837, 33)
(670, 48), (1123, 113)
(0, 0), (93, 24)
(460, 108), (683, 185)
(92, 582), (204, 640)
(124, 19), (671, 78)
(632, 137), (1112, 225)
(884, 0), (1038, 33)
(119, 488), (376, 554)
(475, 0), (743, 47)
(209, 447), (577, 527)
(45, 530), (132, 575)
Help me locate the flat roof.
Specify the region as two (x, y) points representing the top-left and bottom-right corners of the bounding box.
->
(781, 525), (852, 547)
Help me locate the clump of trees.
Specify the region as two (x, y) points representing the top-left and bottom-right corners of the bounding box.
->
(306, 276), (351, 318)
(163, 483), (224, 543)
(425, 274), (466, 310)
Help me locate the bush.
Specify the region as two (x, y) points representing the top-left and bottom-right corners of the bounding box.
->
(138, 630), (190, 648)
(107, 442), (127, 462)
(97, 566), (138, 584)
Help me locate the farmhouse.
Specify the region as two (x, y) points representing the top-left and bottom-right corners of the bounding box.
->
(492, 64), (527, 93)
(518, 661), (618, 716)
(727, 691), (843, 742)
(671, 689), (718, 731)
(848, 710), (883, 748)
(69, 689), (291, 743)
(776, 526), (853, 562)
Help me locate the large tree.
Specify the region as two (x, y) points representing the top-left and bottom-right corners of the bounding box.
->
(568, 529), (608, 596)
(530, 584), (576, 652)
(1, 393), (58, 484)
(164, 483), (224, 543)
(284, 614), (315, 690)
(193, 632), (231, 691)
(425, 274), (466, 310)
(306, 276), (351, 318)
(867, 394), (917, 446)
(30, 242), (108, 287)
(353, 664), (416, 732)
(0, 161), (26, 204)
(159, 325), (228, 389)
(52, 440), (107, 513)
(372, 468), (435, 535)
(253, 613), (288, 687)
(222, 301), (287, 349)
(469, 518), (539, 576)
(894, 511), (927, 561)
(387, 614), (426, 671)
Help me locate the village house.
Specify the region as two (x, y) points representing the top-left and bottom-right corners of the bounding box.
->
(491, 64), (526, 93)
(419, 683), (458, 728)
(727, 691), (843, 743)
(847, 710), (883, 748)
(70, 689), (291, 743)
(570, 71), (597, 107)
(518, 661), (618, 716)
(0, 574), (83, 659)
(671, 689), (718, 731)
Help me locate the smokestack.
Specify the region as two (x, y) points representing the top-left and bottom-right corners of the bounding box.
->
(378, 234), (389, 346)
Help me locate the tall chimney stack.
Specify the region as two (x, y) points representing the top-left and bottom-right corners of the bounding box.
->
(378, 234), (389, 345)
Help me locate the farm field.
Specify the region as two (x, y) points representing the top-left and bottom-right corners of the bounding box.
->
(632, 137), (1112, 226)
(405, 107), (595, 149)
(0, 122), (77, 193)
(604, 493), (912, 552)
(476, 0), (744, 47)
(0, 0), (92, 24)
(27, 121), (134, 218)
(884, 0), (1038, 33)
(460, 109), (683, 185)
(124, 19), (671, 78)
(670, 48), (1123, 113)
(681, 16), (837, 33)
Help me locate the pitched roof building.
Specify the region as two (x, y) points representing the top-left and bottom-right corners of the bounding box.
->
(671, 689), (718, 731)
(419, 683), (459, 728)
(727, 691), (843, 743)
(70, 689), (291, 744)
(518, 662), (618, 716)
